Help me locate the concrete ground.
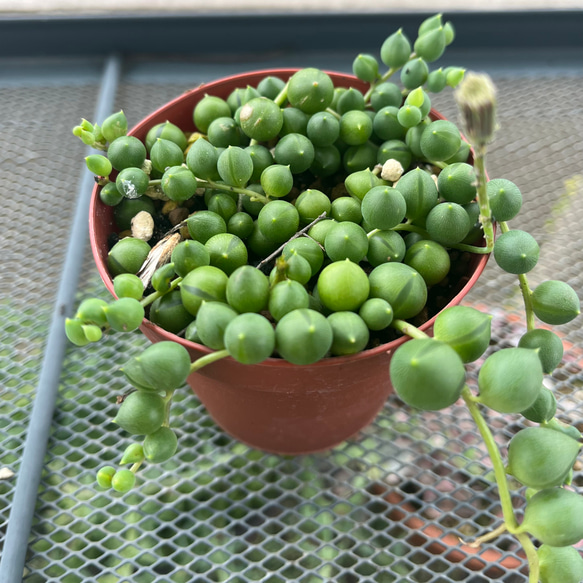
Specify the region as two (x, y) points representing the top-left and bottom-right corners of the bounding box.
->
(2, 0), (583, 14)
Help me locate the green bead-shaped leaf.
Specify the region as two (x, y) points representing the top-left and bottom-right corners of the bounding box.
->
(114, 391), (166, 435)
(352, 53), (379, 83)
(145, 120), (187, 153)
(161, 166), (198, 202)
(390, 339), (466, 411)
(414, 27), (446, 63)
(120, 443), (145, 465)
(287, 68), (335, 114)
(101, 110), (128, 143)
(532, 280), (581, 325)
(217, 146), (254, 188)
(380, 29), (411, 69)
(143, 427), (178, 463)
(401, 58), (429, 90)
(344, 168), (385, 201)
(104, 298), (145, 332)
(75, 298), (108, 326)
(477, 347), (543, 413)
(327, 311), (370, 356)
(193, 94), (231, 134)
(180, 265), (229, 316)
(65, 318), (90, 346)
(85, 154), (112, 177)
(521, 387), (557, 423)
(107, 136), (146, 172)
(521, 488), (583, 547)
(260, 164), (293, 198)
(239, 97), (283, 141)
(150, 138), (184, 173)
(518, 328), (564, 374)
(316, 260), (370, 313)
(186, 137), (220, 180)
(433, 305), (491, 363)
(507, 427), (580, 489)
(494, 229), (540, 275)
(420, 120), (461, 162)
(226, 265), (270, 314)
(361, 186), (407, 230)
(426, 202), (471, 246)
(275, 308), (333, 365)
(368, 262), (427, 320)
(122, 341), (191, 392)
(171, 240), (210, 278)
(394, 167), (438, 221)
(196, 301), (238, 350)
(224, 312), (276, 364)
(538, 544), (583, 583)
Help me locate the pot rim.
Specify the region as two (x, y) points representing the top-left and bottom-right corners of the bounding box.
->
(89, 67), (490, 368)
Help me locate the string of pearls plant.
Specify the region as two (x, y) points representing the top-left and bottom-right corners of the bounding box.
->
(69, 14), (582, 582)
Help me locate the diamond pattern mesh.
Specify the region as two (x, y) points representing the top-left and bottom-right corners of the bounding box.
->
(1, 64), (582, 583)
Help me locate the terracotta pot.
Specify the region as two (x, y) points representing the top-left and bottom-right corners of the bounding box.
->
(89, 69), (490, 455)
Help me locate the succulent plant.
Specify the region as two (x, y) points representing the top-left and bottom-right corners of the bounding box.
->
(69, 13), (581, 581)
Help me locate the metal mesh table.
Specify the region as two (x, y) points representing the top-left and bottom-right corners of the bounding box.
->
(1, 12), (582, 583)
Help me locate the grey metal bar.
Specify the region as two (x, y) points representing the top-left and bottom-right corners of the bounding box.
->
(0, 10), (581, 58)
(0, 54), (121, 583)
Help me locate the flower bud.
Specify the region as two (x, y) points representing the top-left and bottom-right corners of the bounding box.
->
(454, 72), (497, 147)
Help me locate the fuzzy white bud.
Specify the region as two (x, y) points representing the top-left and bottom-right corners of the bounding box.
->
(455, 72), (497, 147)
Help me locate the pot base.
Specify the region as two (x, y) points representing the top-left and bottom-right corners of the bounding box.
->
(185, 352), (394, 455)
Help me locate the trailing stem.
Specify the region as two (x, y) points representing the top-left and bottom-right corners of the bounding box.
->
(190, 349), (230, 373)
(363, 66), (398, 103)
(391, 318), (430, 340)
(197, 178), (270, 205)
(474, 147), (495, 251)
(463, 387), (540, 581)
(140, 277), (183, 308)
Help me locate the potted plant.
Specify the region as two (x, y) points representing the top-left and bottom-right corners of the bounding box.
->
(68, 13), (582, 582)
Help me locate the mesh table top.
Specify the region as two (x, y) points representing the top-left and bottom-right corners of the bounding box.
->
(1, 35), (582, 583)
